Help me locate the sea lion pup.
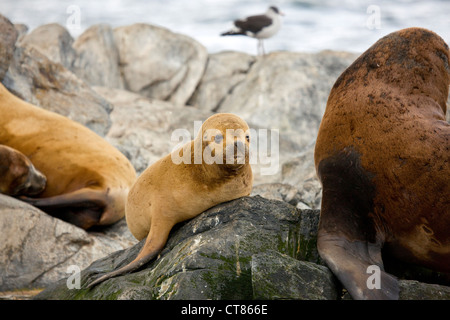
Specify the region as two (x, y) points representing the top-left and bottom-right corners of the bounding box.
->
(0, 144), (46, 196)
(0, 83), (136, 229)
(314, 27), (450, 300)
(88, 113), (253, 288)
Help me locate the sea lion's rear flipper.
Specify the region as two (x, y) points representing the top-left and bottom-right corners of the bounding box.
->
(20, 188), (108, 229)
(316, 148), (400, 300)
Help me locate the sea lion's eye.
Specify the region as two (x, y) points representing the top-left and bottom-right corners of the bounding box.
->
(214, 134), (223, 143)
(245, 134), (250, 142)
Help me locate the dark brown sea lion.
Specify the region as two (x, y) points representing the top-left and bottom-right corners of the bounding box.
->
(0, 83), (136, 229)
(87, 113), (253, 287)
(0, 144), (46, 196)
(314, 27), (450, 299)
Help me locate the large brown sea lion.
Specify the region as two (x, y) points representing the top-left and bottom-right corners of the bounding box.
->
(0, 83), (136, 229)
(0, 144), (46, 196)
(87, 113), (253, 287)
(314, 27), (450, 299)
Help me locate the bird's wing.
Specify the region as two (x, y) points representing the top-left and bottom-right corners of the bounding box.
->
(234, 14), (272, 33)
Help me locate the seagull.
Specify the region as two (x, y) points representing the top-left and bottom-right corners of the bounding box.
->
(221, 6), (284, 55)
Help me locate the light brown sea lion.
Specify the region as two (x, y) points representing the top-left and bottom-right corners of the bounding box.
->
(0, 83), (136, 229)
(88, 113), (253, 287)
(314, 27), (450, 299)
(0, 144), (46, 196)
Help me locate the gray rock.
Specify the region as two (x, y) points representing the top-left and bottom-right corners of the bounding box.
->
(294, 179), (322, 210)
(72, 24), (124, 89)
(19, 23), (77, 70)
(251, 250), (339, 300)
(281, 142), (317, 186)
(399, 280), (450, 300)
(0, 14), (18, 81)
(2, 44), (113, 136)
(35, 196), (322, 300)
(342, 280), (450, 300)
(13, 24), (29, 41)
(281, 143), (322, 209)
(113, 23), (208, 106)
(251, 183), (302, 206)
(251, 145), (322, 211)
(0, 194), (87, 291)
(0, 194), (136, 291)
(93, 86), (213, 174)
(251, 182), (320, 211)
(188, 51), (256, 111)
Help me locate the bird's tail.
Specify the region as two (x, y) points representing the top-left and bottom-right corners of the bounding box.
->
(221, 30), (245, 36)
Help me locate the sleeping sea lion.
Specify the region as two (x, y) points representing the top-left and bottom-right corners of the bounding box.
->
(0, 83), (136, 229)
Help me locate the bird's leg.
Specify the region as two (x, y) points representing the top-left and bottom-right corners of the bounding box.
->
(257, 39), (265, 56)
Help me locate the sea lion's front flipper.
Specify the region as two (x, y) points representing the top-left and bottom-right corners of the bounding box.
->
(316, 148), (399, 300)
(318, 231), (399, 300)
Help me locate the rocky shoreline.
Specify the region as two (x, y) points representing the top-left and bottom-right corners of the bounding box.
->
(0, 13), (449, 299)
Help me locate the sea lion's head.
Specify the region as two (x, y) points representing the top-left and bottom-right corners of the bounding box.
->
(0, 145), (47, 196)
(199, 113), (251, 169)
(331, 27), (450, 114)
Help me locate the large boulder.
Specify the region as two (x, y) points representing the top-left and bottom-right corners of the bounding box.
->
(251, 250), (339, 300)
(113, 23), (208, 106)
(72, 24), (124, 89)
(19, 23), (77, 70)
(0, 194), (136, 291)
(35, 195), (450, 300)
(188, 51), (256, 111)
(2, 43), (113, 136)
(35, 196), (323, 300)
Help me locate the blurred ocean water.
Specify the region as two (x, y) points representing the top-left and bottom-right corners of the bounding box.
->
(1, 0), (449, 54)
